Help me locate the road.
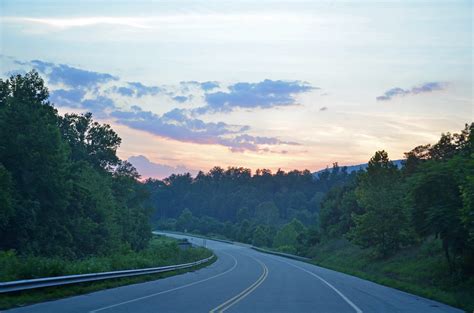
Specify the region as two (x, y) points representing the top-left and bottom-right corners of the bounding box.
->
(5, 233), (463, 313)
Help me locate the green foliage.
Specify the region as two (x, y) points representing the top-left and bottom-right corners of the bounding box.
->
(273, 219), (308, 254)
(407, 126), (474, 273)
(59, 112), (121, 170)
(348, 151), (413, 257)
(147, 164), (351, 225)
(255, 201), (279, 225)
(252, 225), (270, 247)
(0, 165), (14, 232)
(319, 180), (361, 238)
(0, 71), (151, 258)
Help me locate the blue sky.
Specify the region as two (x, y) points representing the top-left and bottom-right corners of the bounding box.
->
(0, 0), (472, 178)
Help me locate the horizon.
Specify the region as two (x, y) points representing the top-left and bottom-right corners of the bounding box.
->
(1, 0), (472, 179)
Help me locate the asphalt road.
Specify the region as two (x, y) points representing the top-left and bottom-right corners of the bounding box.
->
(5, 233), (463, 313)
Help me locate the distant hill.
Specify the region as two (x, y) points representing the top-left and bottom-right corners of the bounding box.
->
(313, 159), (404, 177)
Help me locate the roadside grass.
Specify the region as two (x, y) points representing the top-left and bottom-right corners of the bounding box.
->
(307, 238), (474, 312)
(0, 236), (215, 310)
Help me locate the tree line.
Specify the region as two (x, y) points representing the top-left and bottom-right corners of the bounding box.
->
(147, 156), (357, 255)
(0, 71), (151, 258)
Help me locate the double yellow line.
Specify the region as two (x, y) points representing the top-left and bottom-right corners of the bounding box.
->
(209, 257), (269, 313)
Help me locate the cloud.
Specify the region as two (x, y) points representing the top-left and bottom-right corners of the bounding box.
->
(49, 89), (86, 107)
(110, 82), (161, 98)
(10, 17), (150, 29)
(127, 82), (161, 97)
(218, 134), (300, 153)
(128, 155), (197, 179)
(111, 107), (245, 142)
(172, 95), (188, 103)
(200, 81), (220, 91)
(115, 86), (135, 97)
(31, 60), (118, 88)
(50, 89), (115, 117)
(376, 82), (447, 101)
(197, 79), (316, 113)
(180, 80), (220, 91)
(111, 106), (295, 152)
(8, 58), (302, 152)
(319, 106), (328, 111)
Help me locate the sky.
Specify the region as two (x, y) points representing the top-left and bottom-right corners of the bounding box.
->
(0, 0), (472, 179)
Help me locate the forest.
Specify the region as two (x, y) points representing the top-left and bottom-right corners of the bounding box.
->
(0, 71), (152, 258)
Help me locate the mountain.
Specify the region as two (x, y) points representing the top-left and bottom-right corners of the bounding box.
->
(313, 159), (404, 177)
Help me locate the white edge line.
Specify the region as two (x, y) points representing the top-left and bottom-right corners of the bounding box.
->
(89, 253), (238, 313)
(271, 257), (363, 313)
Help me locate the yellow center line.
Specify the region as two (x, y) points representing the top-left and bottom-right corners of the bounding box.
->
(209, 256), (269, 313)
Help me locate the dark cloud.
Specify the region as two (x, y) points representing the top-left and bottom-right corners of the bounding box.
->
(81, 96), (116, 116)
(128, 155), (197, 179)
(49, 89), (115, 117)
(319, 106), (328, 111)
(218, 134), (300, 153)
(110, 106), (296, 152)
(30, 60), (117, 88)
(172, 95), (188, 103)
(127, 82), (161, 97)
(111, 107), (244, 144)
(115, 86), (135, 97)
(200, 81), (220, 91)
(376, 82), (446, 101)
(50, 89), (86, 107)
(110, 82), (161, 98)
(198, 79), (316, 113)
(180, 80), (220, 91)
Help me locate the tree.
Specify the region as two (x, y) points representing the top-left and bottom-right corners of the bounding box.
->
(408, 124), (473, 272)
(274, 219), (306, 249)
(255, 201), (279, 225)
(177, 208), (194, 232)
(60, 112), (121, 170)
(0, 165), (14, 233)
(349, 151), (412, 257)
(320, 182), (361, 238)
(0, 71), (72, 255)
(252, 225), (270, 247)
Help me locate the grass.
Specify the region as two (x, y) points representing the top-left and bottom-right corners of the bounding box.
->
(0, 235), (215, 310)
(307, 238), (474, 312)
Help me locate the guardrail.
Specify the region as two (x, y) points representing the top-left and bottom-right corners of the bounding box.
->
(153, 230), (235, 245)
(0, 255), (214, 294)
(251, 246), (310, 261)
(156, 230), (310, 262)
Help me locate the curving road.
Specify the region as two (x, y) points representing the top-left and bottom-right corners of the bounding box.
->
(5, 233), (463, 313)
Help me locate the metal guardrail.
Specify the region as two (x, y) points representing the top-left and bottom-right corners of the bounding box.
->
(0, 255), (214, 293)
(154, 231), (234, 245)
(251, 246), (310, 261)
(157, 230), (310, 262)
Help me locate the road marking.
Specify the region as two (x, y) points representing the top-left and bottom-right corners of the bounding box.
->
(271, 256), (363, 313)
(89, 252), (238, 313)
(209, 256), (268, 313)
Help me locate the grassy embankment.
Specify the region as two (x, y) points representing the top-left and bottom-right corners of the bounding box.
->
(307, 238), (474, 312)
(0, 235), (214, 310)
